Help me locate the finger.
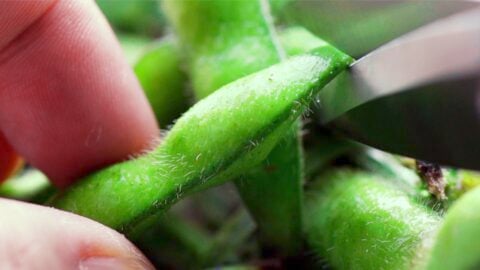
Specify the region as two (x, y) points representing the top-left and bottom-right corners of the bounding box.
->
(0, 131), (22, 183)
(0, 1), (55, 51)
(0, 198), (154, 270)
(0, 0), (159, 187)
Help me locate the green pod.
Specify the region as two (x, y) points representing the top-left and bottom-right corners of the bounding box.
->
(237, 28), (345, 254)
(353, 147), (420, 194)
(280, 27), (354, 184)
(163, 0), (283, 99)
(243, 28), (346, 253)
(134, 37), (189, 126)
(165, 0), (350, 254)
(305, 170), (441, 270)
(422, 185), (480, 270)
(164, 0), (292, 254)
(236, 121), (303, 253)
(52, 48), (351, 233)
(279, 26), (329, 56)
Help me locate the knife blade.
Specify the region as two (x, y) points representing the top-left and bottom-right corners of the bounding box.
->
(282, 0), (479, 56)
(316, 7), (480, 170)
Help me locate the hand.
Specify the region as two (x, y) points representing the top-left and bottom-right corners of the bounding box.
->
(0, 1), (158, 269)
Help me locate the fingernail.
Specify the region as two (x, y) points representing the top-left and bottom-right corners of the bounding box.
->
(79, 257), (154, 270)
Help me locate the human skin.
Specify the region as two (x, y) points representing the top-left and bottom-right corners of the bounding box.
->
(0, 131), (22, 182)
(0, 1), (158, 269)
(0, 0), (159, 187)
(0, 198), (154, 270)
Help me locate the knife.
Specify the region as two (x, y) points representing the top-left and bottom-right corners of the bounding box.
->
(283, 0), (479, 56)
(315, 6), (480, 170)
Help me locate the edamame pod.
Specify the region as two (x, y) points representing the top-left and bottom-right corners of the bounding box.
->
(423, 185), (480, 270)
(134, 37), (189, 126)
(305, 170), (440, 270)
(239, 27), (345, 254)
(279, 26), (329, 56)
(164, 0), (298, 254)
(52, 47), (351, 233)
(165, 1), (351, 254)
(238, 27), (347, 254)
(235, 121), (303, 253)
(163, 0), (283, 99)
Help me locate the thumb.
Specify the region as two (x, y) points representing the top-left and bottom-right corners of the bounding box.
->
(0, 198), (154, 270)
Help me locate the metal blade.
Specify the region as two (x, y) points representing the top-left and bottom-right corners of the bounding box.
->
(317, 7), (480, 169)
(282, 0), (479, 56)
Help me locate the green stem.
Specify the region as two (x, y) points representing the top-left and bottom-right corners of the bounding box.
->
(165, 0), (351, 254)
(170, 0), (288, 250)
(163, 0), (282, 99)
(237, 27), (342, 255)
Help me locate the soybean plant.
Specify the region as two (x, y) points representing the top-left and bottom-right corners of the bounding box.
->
(164, 0), (352, 254)
(52, 47), (351, 233)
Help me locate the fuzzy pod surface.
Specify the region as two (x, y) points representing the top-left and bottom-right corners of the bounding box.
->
(235, 121), (303, 253)
(163, 0), (283, 99)
(305, 170), (441, 270)
(134, 37), (189, 126)
(52, 47), (351, 233)
(279, 26), (329, 56)
(236, 27), (343, 254)
(423, 185), (480, 270)
(164, 0), (312, 254)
